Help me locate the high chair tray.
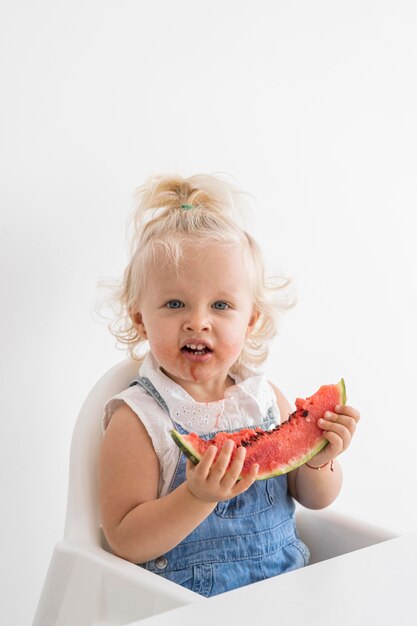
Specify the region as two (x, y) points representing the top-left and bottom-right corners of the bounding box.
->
(134, 530), (414, 626)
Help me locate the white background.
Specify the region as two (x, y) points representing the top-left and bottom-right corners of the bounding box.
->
(1, 1), (416, 624)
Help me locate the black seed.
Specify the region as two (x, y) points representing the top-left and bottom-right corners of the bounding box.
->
(302, 410), (309, 417)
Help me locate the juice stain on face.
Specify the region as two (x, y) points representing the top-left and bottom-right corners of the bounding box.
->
(189, 364), (199, 381)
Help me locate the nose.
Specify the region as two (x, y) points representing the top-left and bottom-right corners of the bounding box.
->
(182, 308), (212, 332)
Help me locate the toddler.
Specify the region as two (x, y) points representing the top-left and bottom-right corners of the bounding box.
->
(99, 173), (360, 596)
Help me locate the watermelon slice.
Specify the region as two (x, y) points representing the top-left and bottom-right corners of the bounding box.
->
(171, 379), (346, 480)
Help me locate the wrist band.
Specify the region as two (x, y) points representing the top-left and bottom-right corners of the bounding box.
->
(305, 460), (334, 472)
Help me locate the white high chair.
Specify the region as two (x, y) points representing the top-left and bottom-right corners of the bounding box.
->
(32, 359), (400, 626)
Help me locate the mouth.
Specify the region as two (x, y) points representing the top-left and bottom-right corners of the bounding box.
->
(181, 344), (213, 356)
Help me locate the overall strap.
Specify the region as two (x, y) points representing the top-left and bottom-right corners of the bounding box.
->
(129, 376), (171, 416)
(129, 376), (184, 489)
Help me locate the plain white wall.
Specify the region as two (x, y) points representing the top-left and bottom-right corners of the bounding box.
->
(1, 1), (416, 624)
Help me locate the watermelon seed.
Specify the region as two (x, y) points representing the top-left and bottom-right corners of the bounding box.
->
(302, 410), (309, 417)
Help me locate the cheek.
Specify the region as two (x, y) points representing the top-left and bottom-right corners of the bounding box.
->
(223, 317), (252, 345)
(221, 337), (245, 359)
(231, 318), (254, 354)
(149, 338), (173, 361)
(145, 325), (174, 359)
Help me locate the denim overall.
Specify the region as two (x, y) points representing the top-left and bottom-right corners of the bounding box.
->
(129, 376), (310, 597)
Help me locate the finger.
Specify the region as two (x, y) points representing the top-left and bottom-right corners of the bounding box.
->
(322, 425), (350, 452)
(208, 440), (235, 481)
(231, 463), (260, 496)
(319, 418), (352, 442)
(323, 412), (357, 434)
(321, 429), (345, 453)
(220, 446), (247, 489)
(194, 445), (218, 479)
(185, 457), (201, 482)
(335, 405), (361, 422)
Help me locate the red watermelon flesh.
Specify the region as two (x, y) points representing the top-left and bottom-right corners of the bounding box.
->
(170, 379), (346, 480)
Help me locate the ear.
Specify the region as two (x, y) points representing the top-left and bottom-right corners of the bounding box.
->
(246, 309), (260, 336)
(130, 308), (147, 338)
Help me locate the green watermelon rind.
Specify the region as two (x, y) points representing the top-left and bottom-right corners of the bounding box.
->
(170, 429), (204, 467)
(256, 437), (330, 479)
(170, 431), (329, 480)
(339, 378), (347, 405)
(170, 378), (346, 481)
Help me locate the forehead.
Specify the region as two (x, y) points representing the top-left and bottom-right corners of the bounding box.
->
(148, 242), (253, 294)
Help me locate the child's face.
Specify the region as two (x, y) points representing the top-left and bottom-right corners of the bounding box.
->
(135, 242), (259, 397)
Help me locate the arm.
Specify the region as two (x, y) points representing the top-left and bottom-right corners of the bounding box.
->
(268, 381), (360, 509)
(99, 404), (258, 563)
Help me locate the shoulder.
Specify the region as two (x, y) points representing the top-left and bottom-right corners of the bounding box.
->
(103, 384), (152, 429)
(103, 383), (169, 432)
(102, 402), (155, 456)
(100, 403), (159, 505)
(267, 380), (293, 423)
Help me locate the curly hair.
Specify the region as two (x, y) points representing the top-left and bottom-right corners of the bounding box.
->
(103, 172), (295, 376)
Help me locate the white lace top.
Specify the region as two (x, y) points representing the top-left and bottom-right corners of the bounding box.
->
(103, 351), (281, 497)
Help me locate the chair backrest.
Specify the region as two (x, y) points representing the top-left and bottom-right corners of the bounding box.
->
(63, 358), (140, 544)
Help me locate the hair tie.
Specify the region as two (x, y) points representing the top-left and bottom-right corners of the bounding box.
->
(181, 204), (194, 210)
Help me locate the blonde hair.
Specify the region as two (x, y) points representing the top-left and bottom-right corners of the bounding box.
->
(104, 172), (294, 375)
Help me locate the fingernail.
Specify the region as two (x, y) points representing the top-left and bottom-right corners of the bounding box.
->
(324, 412), (332, 418)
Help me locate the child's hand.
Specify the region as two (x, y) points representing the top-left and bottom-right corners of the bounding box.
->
(185, 440), (259, 503)
(307, 404), (361, 468)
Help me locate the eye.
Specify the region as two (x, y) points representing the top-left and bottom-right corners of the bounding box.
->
(212, 301), (229, 310)
(166, 300), (184, 309)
